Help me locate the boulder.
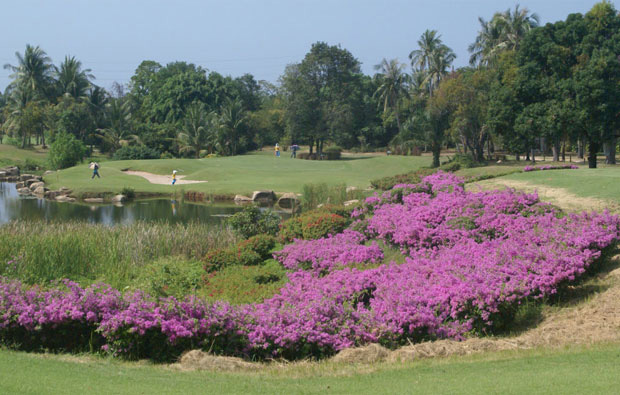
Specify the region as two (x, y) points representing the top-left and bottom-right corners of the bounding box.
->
(277, 192), (300, 209)
(43, 170), (55, 176)
(58, 187), (72, 196)
(251, 190), (276, 203)
(29, 182), (45, 191)
(234, 194), (253, 203)
(343, 199), (360, 207)
(25, 179), (39, 187)
(346, 186), (358, 193)
(55, 195), (75, 203)
(15, 181), (25, 189)
(83, 198), (104, 204)
(19, 174), (35, 182)
(17, 187), (32, 195)
(33, 186), (48, 196)
(3, 167), (19, 176)
(0, 171), (6, 178)
(44, 190), (57, 199)
(111, 194), (126, 203)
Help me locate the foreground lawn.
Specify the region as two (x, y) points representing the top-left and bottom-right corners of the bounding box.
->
(1, 344), (618, 394)
(44, 151), (433, 196)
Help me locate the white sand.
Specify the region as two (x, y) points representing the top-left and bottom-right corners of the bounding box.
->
(124, 170), (207, 185)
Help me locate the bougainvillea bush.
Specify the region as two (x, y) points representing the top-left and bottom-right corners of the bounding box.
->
(523, 164), (579, 172)
(1, 172), (618, 361)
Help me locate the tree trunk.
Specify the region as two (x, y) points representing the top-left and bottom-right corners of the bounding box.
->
(551, 140), (560, 162)
(588, 138), (599, 168)
(531, 147), (536, 163)
(577, 139), (584, 159)
(515, 154), (520, 161)
(431, 140), (441, 168)
(604, 137), (616, 164)
(526, 150), (530, 161)
(561, 140), (566, 162)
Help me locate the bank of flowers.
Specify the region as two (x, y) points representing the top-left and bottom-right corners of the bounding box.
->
(1, 172), (618, 361)
(523, 164), (579, 172)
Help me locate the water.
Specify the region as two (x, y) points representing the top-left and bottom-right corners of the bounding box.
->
(0, 182), (271, 225)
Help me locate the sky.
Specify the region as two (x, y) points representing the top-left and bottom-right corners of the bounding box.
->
(0, 0), (609, 92)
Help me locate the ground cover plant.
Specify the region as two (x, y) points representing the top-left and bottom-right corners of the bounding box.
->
(523, 164), (579, 172)
(1, 172), (618, 362)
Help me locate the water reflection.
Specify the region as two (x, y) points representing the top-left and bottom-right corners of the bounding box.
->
(0, 182), (277, 225)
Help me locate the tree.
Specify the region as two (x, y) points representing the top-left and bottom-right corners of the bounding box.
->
(4, 45), (55, 101)
(469, 5), (539, 66)
(48, 131), (86, 169)
(55, 56), (94, 100)
(373, 59), (409, 135)
(97, 98), (136, 152)
(218, 98), (247, 156)
(177, 102), (216, 157)
(409, 30), (456, 96)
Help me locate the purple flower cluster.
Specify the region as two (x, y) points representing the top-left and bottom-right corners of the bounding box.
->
(1, 171), (618, 360)
(523, 164), (579, 172)
(273, 230), (383, 273)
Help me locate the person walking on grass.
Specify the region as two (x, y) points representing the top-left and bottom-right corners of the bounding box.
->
(90, 162), (100, 179)
(275, 143), (280, 157)
(172, 170), (177, 185)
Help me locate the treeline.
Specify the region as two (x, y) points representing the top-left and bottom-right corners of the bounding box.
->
(1, 2), (619, 168)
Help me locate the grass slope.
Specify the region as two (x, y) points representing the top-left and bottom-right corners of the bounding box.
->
(0, 344), (618, 394)
(44, 151), (432, 196)
(0, 144), (48, 169)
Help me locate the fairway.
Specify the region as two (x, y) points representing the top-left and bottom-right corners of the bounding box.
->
(0, 344), (618, 394)
(44, 152), (433, 196)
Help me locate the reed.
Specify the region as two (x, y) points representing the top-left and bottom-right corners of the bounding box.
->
(0, 220), (238, 288)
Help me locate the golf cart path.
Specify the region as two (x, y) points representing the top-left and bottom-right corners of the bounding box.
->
(124, 170), (207, 185)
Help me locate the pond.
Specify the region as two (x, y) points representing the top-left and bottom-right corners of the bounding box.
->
(0, 182), (281, 225)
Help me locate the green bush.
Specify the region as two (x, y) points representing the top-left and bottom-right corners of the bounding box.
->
(323, 146), (342, 160)
(133, 256), (204, 299)
(370, 168), (437, 190)
(228, 205), (280, 238)
(203, 235), (277, 271)
(120, 187), (135, 200)
(439, 161), (461, 172)
(112, 145), (160, 160)
(279, 211), (348, 242)
(48, 132), (87, 170)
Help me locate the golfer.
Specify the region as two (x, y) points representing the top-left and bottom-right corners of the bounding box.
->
(172, 170), (177, 185)
(90, 162), (100, 179)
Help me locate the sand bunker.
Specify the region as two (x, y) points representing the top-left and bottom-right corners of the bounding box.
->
(124, 170), (206, 185)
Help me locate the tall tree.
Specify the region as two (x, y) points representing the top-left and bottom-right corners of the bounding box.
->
(55, 56), (94, 100)
(177, 102), (216, 157)
(4, 45), (55, 101)
(373, 59), (409, 135)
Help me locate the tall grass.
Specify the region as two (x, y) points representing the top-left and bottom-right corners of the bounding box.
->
(0, 221), (238, 288)
(301, 183), (368, 210)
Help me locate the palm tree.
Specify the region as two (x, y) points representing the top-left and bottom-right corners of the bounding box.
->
(469, 5), (539, 66)
(97, 98), (136, 152)
(373, 59), (409, 135)
(177, 103), (217, 158)
(4, 45), (54, 101)
(55, 56), (95, 100)
(409, 30), (442, 72)
(424, 45), (456, 95)
(218, 98), (247, 156)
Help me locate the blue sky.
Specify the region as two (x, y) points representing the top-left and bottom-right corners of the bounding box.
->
(0, 0), (608, 92)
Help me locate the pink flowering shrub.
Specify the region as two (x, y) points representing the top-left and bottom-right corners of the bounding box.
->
(1, 171), (618, 361)
(523, 164), (579, 172)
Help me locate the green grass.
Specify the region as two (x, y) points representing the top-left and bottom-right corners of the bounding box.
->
(0, 221), (238, 289)
(491, 166), (620, 204)
(0, 344), (618, 394)
(44, 151), (433, 196)
(0, 143), (48, 169)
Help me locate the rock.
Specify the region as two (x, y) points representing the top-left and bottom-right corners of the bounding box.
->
(15, 181), (25, 189)
(0, 171), (6, 178)
(344, 199), (360, 207)
(19, 174), (35, 182)
(234, 194), (253, 203)
(83, 198), (104, 203)
(29, 182), (45, 191)
(277, 192), (300, 209)
(43, 170), (55, 176)
(25, 179), (39, 187)
(33, 186), (48, 195)
(346, 186), (358, 193)
(17, 187), (32, 195)
(251, 190), (276, 203)
(44, 190), (57, 199)
(111, 194), (126, 203)
(58, 187), (72, 196)
(3, 167), (19, 176)
(55, 195), (75, 203)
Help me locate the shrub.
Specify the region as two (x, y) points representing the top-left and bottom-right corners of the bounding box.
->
(22, 158), (43, 171)
(438, 161), (461, 172)
(370, 168), (437, 190)
(48, 132), (87, 170)
(323, 146), (342, 160)
(112, 145), (160, 160)
(204, 235), (277, 271)
(228, 205), (280, 239)
(120, 187), (135, 200)
(133, 256), (204, 299)
(280, 211), (348, 242)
